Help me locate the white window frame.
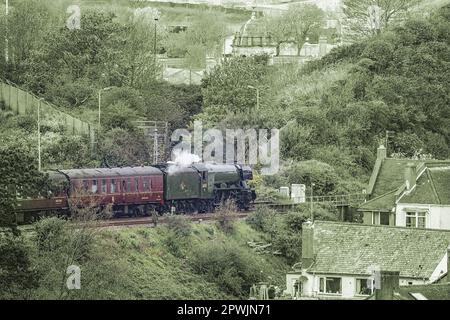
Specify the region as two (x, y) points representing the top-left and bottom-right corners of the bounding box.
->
(318, 276), (342, 295)
(372, 212), (380, 225)
(355, 278), (374, 296)
(406, 211), (427, 228)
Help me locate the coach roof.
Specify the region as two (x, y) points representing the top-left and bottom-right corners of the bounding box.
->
(60, 166), (163, 179)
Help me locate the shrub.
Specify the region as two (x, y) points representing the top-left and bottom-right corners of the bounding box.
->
(215, 200), (238, 234)
(189, 241), (263, 298)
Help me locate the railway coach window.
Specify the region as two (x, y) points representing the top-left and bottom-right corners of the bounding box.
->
(101, 179), (107, 193)
(143, 177), (150, 192)
(82, 180), (89, 192)
(92, 180), (98, 193)
(135, 178), (139, 192)
(111, 179), (116, 193)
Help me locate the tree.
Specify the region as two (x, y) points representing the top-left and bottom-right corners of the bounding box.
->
(263, 4), (325, 56)
(200, 55), (269, 125)
(343, 0), (421, 38)
(0, 143), (49, 230)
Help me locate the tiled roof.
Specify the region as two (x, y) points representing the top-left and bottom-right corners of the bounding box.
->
(397, 283), (450, 300)
(399, 169), (440, 204)
(428, 167), (450, 205)
(371, 159), (422, 198)
(308, 221), (450, 279)
(361, 159), (450, 211)
(359, 189), (397, 211)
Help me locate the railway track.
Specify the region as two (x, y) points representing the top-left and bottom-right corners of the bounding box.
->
(94, 212), (250, 228)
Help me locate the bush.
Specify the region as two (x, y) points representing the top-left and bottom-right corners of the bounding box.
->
(246, 206), (277, 233)
(215, 201), (238, 234)
(162, 215), (192, 257)
(189, 241), (264, 298)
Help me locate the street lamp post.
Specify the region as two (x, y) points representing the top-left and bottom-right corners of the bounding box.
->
(37, 98), (43, 171)
(98, 87), (113, 134)
(247, 85), (260, 110)
(154, 17), (158, 64)
(310, 183), (315, 221)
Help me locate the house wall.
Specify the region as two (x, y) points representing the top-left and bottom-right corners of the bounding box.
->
(286, 273), (428, 299)
(396, 204), (450, 230)
(233, 46), (277, 57)
(362, 211), (395, 226)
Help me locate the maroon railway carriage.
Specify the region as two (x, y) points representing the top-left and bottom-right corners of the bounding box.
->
(17, 166), (165, 220)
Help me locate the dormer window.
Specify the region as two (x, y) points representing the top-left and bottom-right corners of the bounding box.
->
(406, 211), (427, 228)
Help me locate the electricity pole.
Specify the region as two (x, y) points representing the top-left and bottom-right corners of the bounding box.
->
(5, 0), (9, 63)
(310, 183), (315, 221)
(154, 128), (158, 164)
(37, 98), (42, 171)
(247, 85), (260, 110)
(154, 18), (158, 64)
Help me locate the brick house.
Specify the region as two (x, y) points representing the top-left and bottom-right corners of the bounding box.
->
(358, 145), (450, 230)
(286, 221), (450, 299)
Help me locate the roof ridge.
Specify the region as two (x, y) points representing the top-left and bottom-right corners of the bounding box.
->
(313, 220), (450, 234)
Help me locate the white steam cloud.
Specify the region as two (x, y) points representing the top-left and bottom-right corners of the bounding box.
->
(167, 149), (201, 175)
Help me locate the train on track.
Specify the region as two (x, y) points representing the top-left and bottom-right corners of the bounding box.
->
(16, 163), (256, 222)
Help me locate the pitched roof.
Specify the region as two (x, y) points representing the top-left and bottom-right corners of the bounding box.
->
(398, 166), (450, 205)
(307, 221), (450, 279)
(361, 158), (450, 211)
(359, 189), (397, 211)
(397, 283), (450, 300)
(370, 159), (422, 198)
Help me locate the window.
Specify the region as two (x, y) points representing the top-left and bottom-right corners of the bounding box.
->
(356, 278), (373, 295)
(372, 212), (380, 225)
(380, 212), (390, 225)
(127, 179), (132, 193)
(319, 277), (341, 294)
(110, 179), (116, 193)
(82, 180), (89, 192)
(135, 178), (139, 192)
(372, 212), (390, 226)
(143, 178), (151, 192)
(101, 179), (107, 193)
(406, 211), (427, 228)
(91, 180), (98, 193)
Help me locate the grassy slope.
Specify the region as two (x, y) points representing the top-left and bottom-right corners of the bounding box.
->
(99, 221), (289, 299)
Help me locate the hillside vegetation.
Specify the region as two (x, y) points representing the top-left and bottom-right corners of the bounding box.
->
(199, 4), (450, 199)
(1, 216), (291, 299)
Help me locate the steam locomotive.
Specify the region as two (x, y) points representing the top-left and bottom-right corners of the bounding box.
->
(16, 163), (256, 222)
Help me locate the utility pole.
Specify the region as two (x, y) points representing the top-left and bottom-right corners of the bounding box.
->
(385, 130), (395, 157)
(37, 98), (42, 171)
(5, 0), (9, 63)
(247, 85), (260, 110)
(154, 128), (158, 164)
(154, 17), (158, 64)
(310, 183), (315, 221)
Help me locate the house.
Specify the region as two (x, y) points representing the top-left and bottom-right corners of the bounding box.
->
(231, 11), (338, 62)
(359, 145), (450, 230)
(286, 220), (450, 299)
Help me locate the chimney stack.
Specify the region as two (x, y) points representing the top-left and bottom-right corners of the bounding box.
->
(302, 221), (314, 269)
(377, 145), (386, 160)
(405, 163), (417, 191)
(375, 271), (400, 300)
